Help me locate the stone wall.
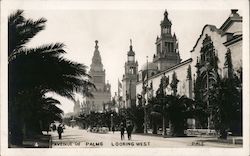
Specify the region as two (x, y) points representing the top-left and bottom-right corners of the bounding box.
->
(136, 59), (192, 105)
(228, 41), (242, 71)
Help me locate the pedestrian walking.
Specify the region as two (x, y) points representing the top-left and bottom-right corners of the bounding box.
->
(52, 124), (56, 131)
(127, 123), (133, 140)
(112, 125), (115, 134)
(120, 123), (125, 140)
(57, 123), (64, 139)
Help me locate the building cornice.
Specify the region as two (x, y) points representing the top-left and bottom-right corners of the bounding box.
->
(136, 58), (192, 84)
(220, 16), (242, 32)
(223, 34), (242, 47)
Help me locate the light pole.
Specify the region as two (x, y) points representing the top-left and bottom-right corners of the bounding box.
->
(161, 75), (167, 136)
(142, 95), (147, 134)
(146, 56), (149, 105)
(111, 113), (114, 131)
(143, 56), (149, 134)
(129, 79), (132, 108)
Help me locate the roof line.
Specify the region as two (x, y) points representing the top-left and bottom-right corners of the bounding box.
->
(220, 16), (242, 31)
(223, 35), (242, 46)
(137, 58), (192, 84)
(190, 24), (224, 53)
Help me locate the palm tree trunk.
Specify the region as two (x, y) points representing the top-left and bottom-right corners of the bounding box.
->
(162, 115), (166, 136)
(10, 113), (24, 146)
(152, 117), (157, 134)
(169, 120), (173, 136)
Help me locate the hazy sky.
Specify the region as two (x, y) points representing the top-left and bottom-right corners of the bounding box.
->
(8, 7), (240, 113)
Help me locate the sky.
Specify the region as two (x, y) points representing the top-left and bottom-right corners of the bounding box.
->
(9, 8), (238, 113)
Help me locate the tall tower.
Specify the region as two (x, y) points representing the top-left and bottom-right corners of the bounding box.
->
(90, 40), (106, 90)
(122, 40), (138, 108)
(153, 10), (181, 71)
(85, 40), (111, 113)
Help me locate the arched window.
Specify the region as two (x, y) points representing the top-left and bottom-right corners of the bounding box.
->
(129, 67), (134, 74)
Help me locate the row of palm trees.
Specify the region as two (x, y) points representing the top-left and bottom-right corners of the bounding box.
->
(75, 111), (125, 130)
(8, 9), (242, 146)
(146, 72), (195, 136)
(137, 48), (242, 138)
(8, 10), (94, 146)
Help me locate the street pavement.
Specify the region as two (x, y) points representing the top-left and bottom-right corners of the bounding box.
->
(50, 126), (242, 148)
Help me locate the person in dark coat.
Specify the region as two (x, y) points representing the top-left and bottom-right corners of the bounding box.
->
(120, 123), (125, 140)
(52, 124), (56, 131)
(112, 125), (115, 134)
(57, 123), (64, 139)
(127, 123), (133, 140)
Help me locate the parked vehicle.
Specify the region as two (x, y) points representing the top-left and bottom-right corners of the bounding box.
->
(87, 126), (108, 134)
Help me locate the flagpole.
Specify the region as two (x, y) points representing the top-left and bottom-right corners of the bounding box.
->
(118, 79), (120, 110)
(143, 56), (149, 134)
(146, 56), (149, 105)
(118, 79), (119, 97)
(129, 79), (132, 108)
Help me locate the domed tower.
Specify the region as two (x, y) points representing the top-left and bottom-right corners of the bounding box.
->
(153, 10), (181, 71)
(122, 39), (138, 108)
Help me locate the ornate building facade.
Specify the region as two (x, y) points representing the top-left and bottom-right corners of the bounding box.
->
(83, 40), (111, 113)
(138, 10), (181, 85)
(122, 40), (138, 108)
(136, 9), (242, 128)
(153, 10), (181, 71)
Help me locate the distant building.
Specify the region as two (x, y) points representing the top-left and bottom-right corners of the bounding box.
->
(138, 10), (181, 85)
(122, 40), (138, 108)
(153, 10), (181, 71)
(111, 92), (121, 112)
(83, 40), (111, 113)
(73, 99), (81, 116)
(136, 9), (242, 128)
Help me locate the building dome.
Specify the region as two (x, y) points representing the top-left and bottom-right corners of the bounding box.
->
(127, 39), (135, 56)
(141, 62), (158, 71)
(161, 10), (172, 27)
(138, 62), (158, 81)
(128, 50), (135, 56)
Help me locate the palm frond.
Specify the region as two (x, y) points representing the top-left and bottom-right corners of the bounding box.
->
(8, 10), (24, 25)
(16, 17), (47, 45)
(8, 43), (66, 63)
(8, 10), (47, 55)
(43, 97), (61, 105)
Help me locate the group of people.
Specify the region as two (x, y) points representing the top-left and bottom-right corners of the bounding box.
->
(51, 122), (133, 141)
(119, 122), (133, 140)
(51, 123), (64, 139)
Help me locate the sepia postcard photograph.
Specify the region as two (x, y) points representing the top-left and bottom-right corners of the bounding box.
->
(0, 0), (249, 156)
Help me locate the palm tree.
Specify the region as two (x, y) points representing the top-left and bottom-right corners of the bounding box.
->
(150, 72), (195, 136)
(150, 93), (195, 136)
(169, 95), (195, 136)
(8, 10), (94, 146)
(148, 96), (161, 134)
(209, 49), (242, 139)
(148, 75), (169, 135)
(125, 106), (144, 133)
(170, 72), (179, 96)
(35, 96), (64, 135)
(193, 60), (207, 128)
(8, 10), (47, 57)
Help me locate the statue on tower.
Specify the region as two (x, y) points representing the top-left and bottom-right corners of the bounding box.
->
(95, 40), (98, 49)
